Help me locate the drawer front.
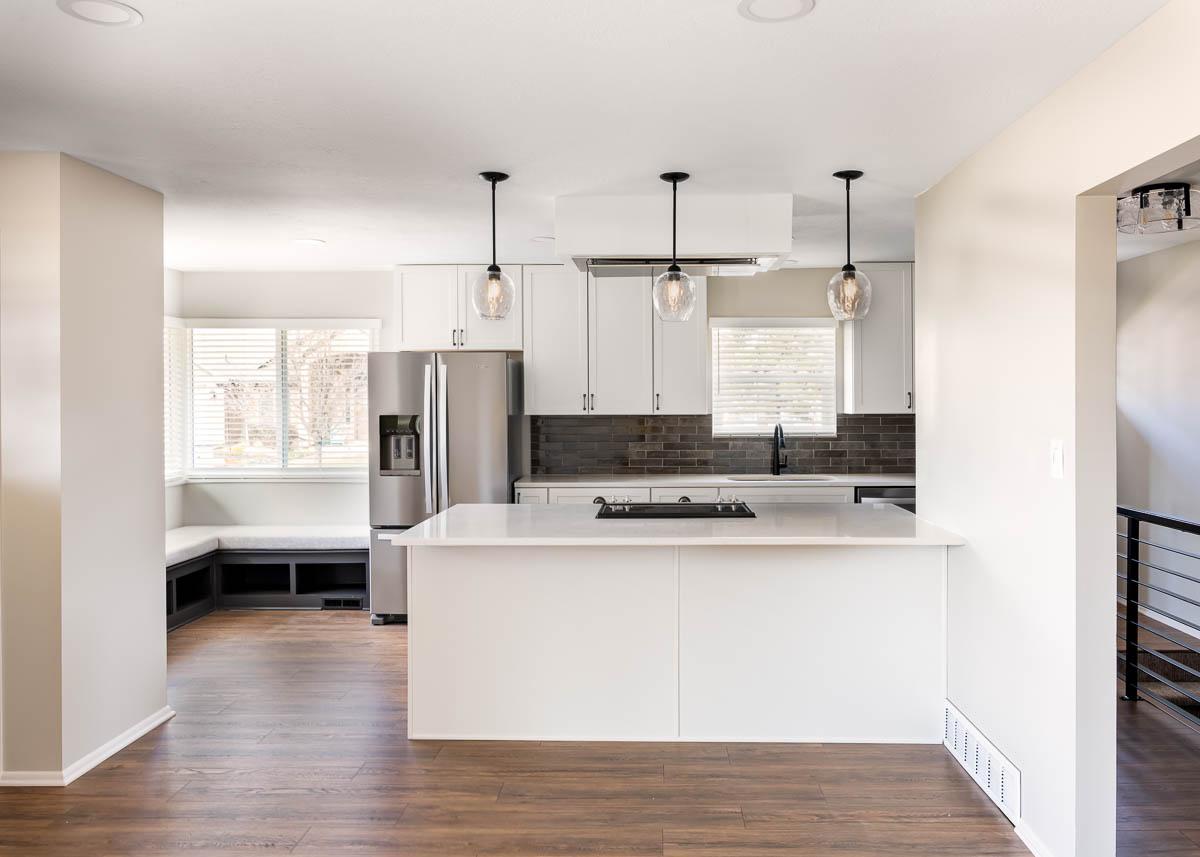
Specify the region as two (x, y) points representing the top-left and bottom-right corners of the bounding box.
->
(547, 487), (653, 505)
(649, 488), (722, 504)
(514, 488), (548, 504)
(723, 487), (854, 504)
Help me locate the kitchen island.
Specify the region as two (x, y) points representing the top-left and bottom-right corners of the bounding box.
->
(385, 502), (963, 743)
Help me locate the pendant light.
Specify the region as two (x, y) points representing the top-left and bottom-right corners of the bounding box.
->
(827, 169), (872, 321)
(1117, 182), (1200, 235)
(471, 171), (516, 320)
(653, 172), (698, 322)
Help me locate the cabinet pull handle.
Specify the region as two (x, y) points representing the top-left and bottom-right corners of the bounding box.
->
(590, 393), (595, 410)
(655, 392), (661, 411)
(459, 328), (465, 347)
(451, 329), (457, 347)
(582, 393), (587, 412)
(907, 391), (912, 410)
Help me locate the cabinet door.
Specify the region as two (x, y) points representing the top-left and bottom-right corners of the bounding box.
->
(588, 275), (654, 415)
(652, 273), (709, 415)
(459, 265), (523, 350)
(843, 263), (913, 414)
(514, 488), (548, 504)
(523, 266), (590, 415)
(727, 487), (854, 504)
(547, 487), (653, 505)
(395, 266), (458, 351)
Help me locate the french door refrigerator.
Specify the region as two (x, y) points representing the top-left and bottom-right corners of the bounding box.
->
(368, 351), (522, 624)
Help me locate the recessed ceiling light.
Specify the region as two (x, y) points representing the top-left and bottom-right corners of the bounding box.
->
(737, 0), (816, 24)
(57, 0), (143, 27)
(292, 237), (327, 247)
(530, 235), (555, 243)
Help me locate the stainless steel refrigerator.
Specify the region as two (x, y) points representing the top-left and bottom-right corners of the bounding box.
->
(368, 351), (523, 624)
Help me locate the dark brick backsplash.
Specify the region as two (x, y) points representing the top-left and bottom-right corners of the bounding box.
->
(530, 414), (915, 475)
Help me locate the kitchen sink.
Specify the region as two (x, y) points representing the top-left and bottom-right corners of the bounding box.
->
(726, 474), (838, 482)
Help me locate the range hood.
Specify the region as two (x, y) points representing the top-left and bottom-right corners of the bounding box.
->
(555, 193), (793, 275)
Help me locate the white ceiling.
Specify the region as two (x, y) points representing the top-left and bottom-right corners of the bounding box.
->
(0, 0), (1167, 271)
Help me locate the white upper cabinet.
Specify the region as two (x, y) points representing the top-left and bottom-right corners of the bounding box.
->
(523, 265), (589, 415)
(588, 274), (654, 415)
(458, 265), (523, 350)
(396, 264), (523, 351)
(652, 272), (709, 415)
(843, 262), (914, 415)
(395, 265), (458, 351)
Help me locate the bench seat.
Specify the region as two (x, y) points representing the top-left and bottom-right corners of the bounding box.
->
(166, 525), (370, 567)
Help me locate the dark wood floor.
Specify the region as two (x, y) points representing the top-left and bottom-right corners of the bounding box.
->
(8, 610), (1184, 856)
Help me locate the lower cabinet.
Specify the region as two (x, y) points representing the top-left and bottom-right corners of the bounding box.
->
(718, 487), (854, 504)
(547, 487), (653, 505)
(649, 488), (721, 503)
(519, 485), (856, 504)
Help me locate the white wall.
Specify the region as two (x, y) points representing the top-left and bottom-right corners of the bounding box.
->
(0, 152), (66, 774)
(915, 3), (1200, 855)
(1117, 239), (1200, 625)
(172, 271), (390, 527)
(164, 268), (183, 528)
(0, 153), (166, 779)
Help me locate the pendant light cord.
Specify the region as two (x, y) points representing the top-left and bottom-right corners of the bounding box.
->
(845, 177), (852, 266)
(672, 178), (678, 266)
(491, 178), (498, 268)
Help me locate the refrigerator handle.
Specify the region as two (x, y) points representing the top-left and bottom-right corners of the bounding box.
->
(437, 360), (449, 511)
(422, 363), (434, 514)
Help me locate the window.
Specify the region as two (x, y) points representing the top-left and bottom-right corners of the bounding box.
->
(181, 324), (374, 475)
(163, 324), (187, 482)
(710, 318), (837, 436)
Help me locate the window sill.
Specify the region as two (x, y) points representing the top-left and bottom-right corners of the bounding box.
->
(173, 471), (369, 485)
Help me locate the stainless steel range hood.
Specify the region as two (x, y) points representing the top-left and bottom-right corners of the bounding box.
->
(585, 257), (767, 278)
(556, 193), (793, 275)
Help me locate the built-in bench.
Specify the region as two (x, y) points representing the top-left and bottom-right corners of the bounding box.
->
(165, 526), (371, 631)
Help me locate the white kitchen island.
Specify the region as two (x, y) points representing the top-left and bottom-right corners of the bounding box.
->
(385, 502), (963, 744)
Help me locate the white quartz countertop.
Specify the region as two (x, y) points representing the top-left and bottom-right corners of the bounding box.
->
(385, 503), (962, 547)
(515, 473), (915, 489)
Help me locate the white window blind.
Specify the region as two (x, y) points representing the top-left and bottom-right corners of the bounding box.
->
(163, 325), (187, 481)
(188, 327), (372, 473)
(711, 319), (837, 436)
(190, 328), (281, 470)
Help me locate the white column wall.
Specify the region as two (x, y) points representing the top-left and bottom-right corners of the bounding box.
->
(915, 3), (1200, 855)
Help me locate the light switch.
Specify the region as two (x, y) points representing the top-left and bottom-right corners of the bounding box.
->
(1050, 439), (1065, 479)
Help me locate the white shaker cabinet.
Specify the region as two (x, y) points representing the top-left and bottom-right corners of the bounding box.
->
(588, 274), (654, 415)
(523, 266), (590, 415)
(396, 264), (523, 351)
(458, 265), (523, 350)
(843, 262), (914, 414)
(652, 271), (709, 415)
(547, 487), (653, 505)
(395, 265), (458, 351)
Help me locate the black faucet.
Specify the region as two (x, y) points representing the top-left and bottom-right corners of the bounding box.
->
(771, 423), (788, 476)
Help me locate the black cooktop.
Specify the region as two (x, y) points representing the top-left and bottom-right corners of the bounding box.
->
(595, 501), (756, 519)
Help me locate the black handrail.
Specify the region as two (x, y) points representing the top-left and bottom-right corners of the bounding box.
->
(1118, 507), (1200, 730)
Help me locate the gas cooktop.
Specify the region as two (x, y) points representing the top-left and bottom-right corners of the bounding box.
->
(595, 501), (756, 519)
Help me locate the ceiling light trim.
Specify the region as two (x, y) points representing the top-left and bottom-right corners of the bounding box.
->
(737, 0), (816, 24)
(56, 0), (144, 28)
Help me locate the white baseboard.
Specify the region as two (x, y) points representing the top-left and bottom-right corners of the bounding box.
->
(1015, 820), (1057, 857)
(0, 705), (175, 787)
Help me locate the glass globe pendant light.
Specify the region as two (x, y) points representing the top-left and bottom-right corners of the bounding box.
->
(827, 169), (872, 321)
(1117, 182), (1200, 235)
(470, 171), (516, 320)
(653, 172), (698, 322)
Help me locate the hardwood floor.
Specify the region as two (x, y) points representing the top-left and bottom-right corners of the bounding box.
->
(0, 610), (1035, 856)
(1118, 700), (1200, 857)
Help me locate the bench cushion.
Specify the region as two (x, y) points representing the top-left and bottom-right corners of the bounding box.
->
(166, 525), (370, 566)
(165, 526), (224, 566)
(213, 525), (370, 553)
